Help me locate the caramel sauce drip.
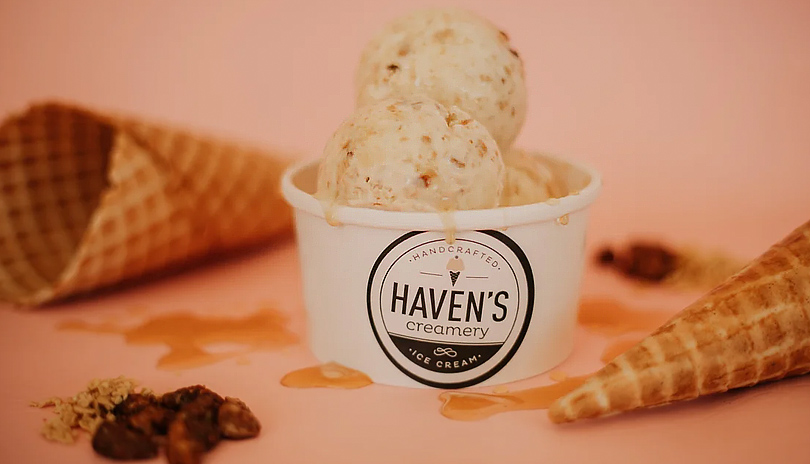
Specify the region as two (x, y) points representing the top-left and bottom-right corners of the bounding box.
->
(280, 362), (373, 389)
(577, 298), (677, 336)
(438, 210), (456, 244)
(321, 201), (340, 227)
(59, 308), (298, 370)
(439, 375), (589, 421)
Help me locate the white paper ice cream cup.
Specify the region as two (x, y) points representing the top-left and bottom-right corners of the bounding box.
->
(281, 153), (601, 388)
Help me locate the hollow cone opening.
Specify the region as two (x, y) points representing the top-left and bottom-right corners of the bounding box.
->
(0, 104), (114, 300)
(0, 102), (293, 306)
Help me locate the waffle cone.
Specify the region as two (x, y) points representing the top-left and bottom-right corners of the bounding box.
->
(0, 102), (292, 306)
(550, 220), (810, 423)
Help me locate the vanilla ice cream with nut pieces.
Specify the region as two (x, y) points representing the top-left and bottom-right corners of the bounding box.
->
(355, 8), (527, 151)
(316, 97), (504, 212)
(500, 148), (565, 207)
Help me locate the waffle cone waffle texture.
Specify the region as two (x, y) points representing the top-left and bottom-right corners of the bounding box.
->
(0, 102), (293, 306)
(550, 219), (810, 423)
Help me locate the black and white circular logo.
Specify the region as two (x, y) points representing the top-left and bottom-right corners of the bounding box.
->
(367, 230), (534, 388)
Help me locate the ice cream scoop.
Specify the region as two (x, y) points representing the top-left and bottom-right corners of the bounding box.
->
(316, 97), (504, 212)
(500, 149), (564, 207)
(355, 8), (527, 151)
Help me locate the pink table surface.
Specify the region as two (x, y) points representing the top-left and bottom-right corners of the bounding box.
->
(1, 242), (809, 464)
(2, 1), (810, 463)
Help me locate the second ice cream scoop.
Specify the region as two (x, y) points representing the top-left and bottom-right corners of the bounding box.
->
(316, 97), (504, 212)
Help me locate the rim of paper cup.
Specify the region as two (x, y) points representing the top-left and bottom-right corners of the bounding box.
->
(281, 153), (602, 231)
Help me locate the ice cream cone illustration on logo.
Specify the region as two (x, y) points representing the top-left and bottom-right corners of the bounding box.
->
(446, 256), (465, 286)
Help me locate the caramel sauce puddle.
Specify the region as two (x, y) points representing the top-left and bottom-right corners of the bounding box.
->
(59, 308), (298, 370)
(281, 362), (373, 389)
(601, 337), (645, 363)
(439, 375), (590, 421)
(577, 298), (676, 336)
(440, 298), (677, 421)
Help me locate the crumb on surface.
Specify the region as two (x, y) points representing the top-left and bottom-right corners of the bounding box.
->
(665, 247), (745, 289)
(31, 376), (152, 444)
(596, 242), (745, 290)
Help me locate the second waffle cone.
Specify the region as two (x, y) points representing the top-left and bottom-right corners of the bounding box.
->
(549, 219), (810, 423)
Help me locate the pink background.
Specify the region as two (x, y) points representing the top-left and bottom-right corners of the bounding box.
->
(1, 1), (810, 463)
